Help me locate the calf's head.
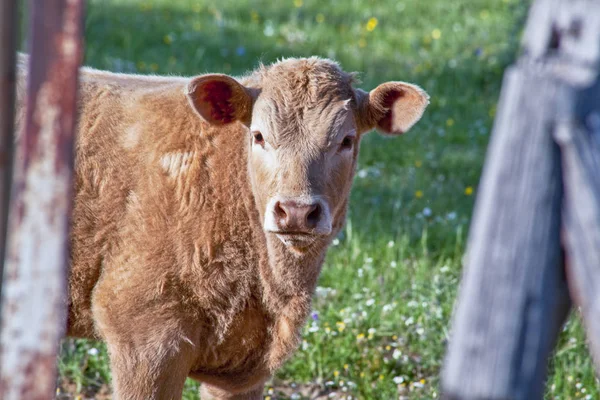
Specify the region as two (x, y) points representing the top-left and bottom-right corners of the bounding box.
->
(187, 58), (428, 252)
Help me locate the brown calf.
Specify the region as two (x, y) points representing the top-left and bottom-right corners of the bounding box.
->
(16, 56), (429, 399)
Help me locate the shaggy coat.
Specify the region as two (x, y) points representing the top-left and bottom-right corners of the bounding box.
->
(16, 56), (428, 400)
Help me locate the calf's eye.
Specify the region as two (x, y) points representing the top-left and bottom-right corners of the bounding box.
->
(339, 135), (355, 151)
(253, 131), (265, 147)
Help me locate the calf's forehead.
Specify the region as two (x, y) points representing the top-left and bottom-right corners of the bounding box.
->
(245, 57), (360, 149)
(252, 93), (354, 144)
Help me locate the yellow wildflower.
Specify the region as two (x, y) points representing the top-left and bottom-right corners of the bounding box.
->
(415, 190), (424, 199)
(334, 370), (340, 378)
(446, 118), (455, 127)
(316, 13), (325, 23)
(294, 0), (303, 7)
(366, 17), (378, 32)
(163, 35), (172, 45)
(465, 186), (474, 196)
(336, 321), (346, 332)
(431, 29), (441, 40)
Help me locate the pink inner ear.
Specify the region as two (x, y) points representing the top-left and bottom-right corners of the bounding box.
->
(378, 89), (405, 133)
(201, 81), (235, 124)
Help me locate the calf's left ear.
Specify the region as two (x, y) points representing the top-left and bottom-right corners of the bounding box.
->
(187, 74), (255, 126)
(354, 82), (429, 135)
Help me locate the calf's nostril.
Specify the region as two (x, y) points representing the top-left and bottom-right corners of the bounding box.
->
(274, 201), (287, 219)
(306, 204), (321, 227)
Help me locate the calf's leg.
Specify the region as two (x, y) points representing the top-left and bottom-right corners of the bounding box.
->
(92, 272), (197, 400)
(106, 339), (194, 400)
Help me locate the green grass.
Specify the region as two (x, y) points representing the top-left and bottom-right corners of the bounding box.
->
(51, 0), (599, 399)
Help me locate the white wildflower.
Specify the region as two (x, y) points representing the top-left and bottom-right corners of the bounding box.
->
(263, 22), (275, 36)
(382, 303), (395, 312)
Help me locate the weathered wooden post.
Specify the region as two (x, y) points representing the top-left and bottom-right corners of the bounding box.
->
(0, 0), (84, 399)
(442, 0), (600, 399)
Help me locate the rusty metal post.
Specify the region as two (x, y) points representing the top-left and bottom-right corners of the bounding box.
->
(0, 0), (84, 398)
(0, 0), (18, 303)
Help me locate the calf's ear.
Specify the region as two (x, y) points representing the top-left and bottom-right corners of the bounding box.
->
(354, 82), (429, 135)
(187, 74), (255, 126)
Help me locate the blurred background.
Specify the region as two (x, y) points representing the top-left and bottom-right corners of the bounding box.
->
(23, 0), (595, 398)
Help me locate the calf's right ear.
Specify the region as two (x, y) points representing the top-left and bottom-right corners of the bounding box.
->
(354, 81), (429, 136)
(186, 74), (255, 126)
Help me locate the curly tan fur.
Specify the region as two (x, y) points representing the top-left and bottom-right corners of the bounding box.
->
(15, 55), (428, 400)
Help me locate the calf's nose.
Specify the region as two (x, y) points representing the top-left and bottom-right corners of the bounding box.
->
(274, 201), (322, 232)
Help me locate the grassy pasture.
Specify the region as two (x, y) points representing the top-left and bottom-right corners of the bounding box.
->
(48, 0), (599, 398)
